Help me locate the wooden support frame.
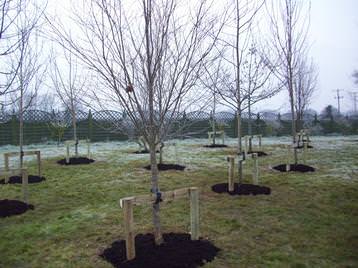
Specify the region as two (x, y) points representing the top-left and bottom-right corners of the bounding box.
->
(227, 156), (235, 192)
(64, 139), (91, 163)
(0, 168), (28, 203)
(119, 187), (200, 261)
(207, 131), (225, 145)
(244, 135), (262, 154)
(4, 151), (41, 182)
(296, 130), (311, 148)
(252, 153), (259, 185)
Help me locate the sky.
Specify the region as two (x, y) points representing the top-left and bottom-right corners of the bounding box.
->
(4, 0), (357, 114)
(264, 0), (358, 114)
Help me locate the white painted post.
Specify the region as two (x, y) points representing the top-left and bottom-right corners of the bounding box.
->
(189, 187), (199, 240)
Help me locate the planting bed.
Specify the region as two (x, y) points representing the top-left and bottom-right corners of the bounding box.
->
(133, 150), (159, 154)
(212, 183), (271, 195)
(0, 199), (34, 218)
(248, 150), (268, 157)
(295, 145), (314, 149)
(100, 233), (220, 268)
(0, 175), (45, 184)
(204, 144), (228, 148)
(273, 164), (315, 173)
(57, 157), (95, 165)
(144, 163), (185, 171)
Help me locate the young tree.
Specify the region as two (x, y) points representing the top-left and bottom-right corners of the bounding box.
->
(50, 48), (87, 157)
(49, 0), (224, 245)
(294, 56), (317, 131)
(266, 0), (311, 162)
(9, 0), (46, 169)
(0, 0), (27, 104)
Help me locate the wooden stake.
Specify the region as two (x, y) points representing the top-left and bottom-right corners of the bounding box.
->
(87, 140), (91, 159)
(4, 153), (9, 183)
(66, 144), (70, 164)
(22, 169), (28, 204)
(244, 136), (248, 155)
(227, 156), (235, 192)
(286, 145), (290, 172)
(37, 151), (41, 177)
(252, 153), (259, 185)
(258, 135), (262, 149)
(303, 141), (307, 165)
(121, 197), (136, 260)
(189, 187), (199, 240)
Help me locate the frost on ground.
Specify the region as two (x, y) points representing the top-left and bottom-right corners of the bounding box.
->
(0, 136), (357, 176)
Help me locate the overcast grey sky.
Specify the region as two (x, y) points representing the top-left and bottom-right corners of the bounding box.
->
(45, 0), (358, 114)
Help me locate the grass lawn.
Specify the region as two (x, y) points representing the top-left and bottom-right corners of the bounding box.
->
(1, 136), (358, 267)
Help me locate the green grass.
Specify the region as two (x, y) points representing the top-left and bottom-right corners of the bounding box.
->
(1, 137), (358, 267)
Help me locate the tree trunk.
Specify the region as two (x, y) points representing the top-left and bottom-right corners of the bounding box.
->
(248, 95), (252, 152)
(73, 110), (78, 157)
(149, 144), (163, 245)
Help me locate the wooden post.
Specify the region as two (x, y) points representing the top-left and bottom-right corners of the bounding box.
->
(121, 197), (136, 260)
(189, 187), (199, 240)
(87, 140), (91, 159)
(303, 141), (307, 165)
(4, 153), (9, 183)
(66, 144), (70, 164)
(258, 135), (262, 149)
(227, 156), (235, 192)
(244, 136), (248, 155)
(252, 153), (259, 185)
(222, 131), (225, 145)
(22, 169), (28, 204)
(37, 151), (41, 177)
(286, 145), (290, 172)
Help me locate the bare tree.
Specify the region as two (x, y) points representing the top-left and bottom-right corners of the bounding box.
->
(210, 0), (272, 182)
(48, 0), (224, 245)
(9, 0), (46, 169)
(294, 56), (317, 131)
(50, 48), (86, 156)
(0, 0), (27, 103)
(266, 0), (311, 163)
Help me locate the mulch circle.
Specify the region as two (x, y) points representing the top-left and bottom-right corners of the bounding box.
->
(247, 151), (268, 157)
(57, 157), (95, 165)
(144, 163), (186, 171)
(0, 175), (45, 184)
(204, 144), (228, 148)
(0, 199), (34, 218)
(211, 183), (271, 195)
(100, 232), (220, 268)
(294, 145), (314, 149)
(133, 150), (159, 154)
(272, 164), (315, 173)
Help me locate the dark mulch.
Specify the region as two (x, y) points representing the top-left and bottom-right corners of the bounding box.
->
(144, 163), (186, 171)
(272, 164), (315, 173)
(211, 183), (271, 195)
(100, 233), (220, 268)
(133, 150), (159, 154)
(0, 199), (34, 218)
(247, 151), (268, 157)
(57, 157), (95, 165)
(294, 145), (314, 149)
(204, 144), (228, 148)
(0, 175), (45, 184)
